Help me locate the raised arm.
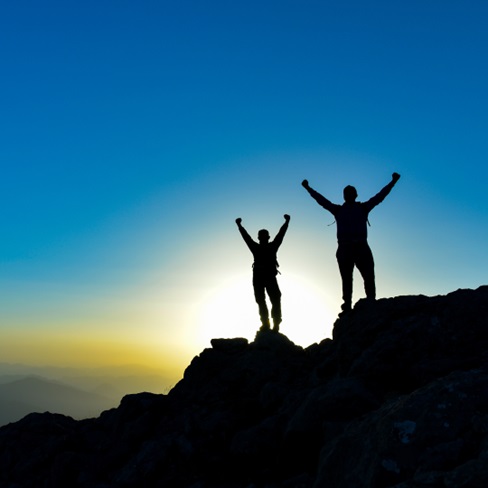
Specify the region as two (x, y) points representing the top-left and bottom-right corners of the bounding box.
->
(364, 172), (401, 211)
(235, 218), (256, 250)
(272, 214), (290, 247)
(302, 179), (338, 214)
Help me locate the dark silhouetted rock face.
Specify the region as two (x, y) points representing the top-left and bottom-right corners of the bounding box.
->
(1, 286), (488, 487)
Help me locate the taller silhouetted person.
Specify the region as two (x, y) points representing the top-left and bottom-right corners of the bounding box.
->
(302, 173), (401, 313)
(236, 215), (290, 332)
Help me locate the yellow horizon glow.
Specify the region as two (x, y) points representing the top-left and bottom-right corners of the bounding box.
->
(0, 263), (339, 383)
(0, 329), (189, 378)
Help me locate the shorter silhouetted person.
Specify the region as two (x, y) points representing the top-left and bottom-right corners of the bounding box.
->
(302, 173), (400, 313)
(236, 215), (290, 332)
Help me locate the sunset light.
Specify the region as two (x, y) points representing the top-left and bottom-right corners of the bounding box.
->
(1, 1), (487, 427)
(197, 273), (336, 349)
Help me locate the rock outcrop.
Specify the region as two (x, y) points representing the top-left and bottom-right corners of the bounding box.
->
(1, 286), (488, 487)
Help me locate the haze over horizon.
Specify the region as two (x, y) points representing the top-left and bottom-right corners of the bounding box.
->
(1, 1), (487, 391)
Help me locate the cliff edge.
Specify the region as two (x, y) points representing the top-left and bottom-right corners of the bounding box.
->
(1, 286), (487, 488)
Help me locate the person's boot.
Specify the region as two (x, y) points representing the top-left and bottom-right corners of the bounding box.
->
(339, 301), (351, 316)
(272, 317), (281, 332)
(259, 318), (271, 332)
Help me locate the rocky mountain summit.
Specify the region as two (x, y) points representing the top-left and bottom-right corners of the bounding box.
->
(1, 286), (488, 488)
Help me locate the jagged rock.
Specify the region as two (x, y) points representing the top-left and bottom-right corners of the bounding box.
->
(334, 287), (488, 393)
(210, 337), (249, 352)
(314, 368), (488, 488)
(0, 286), (487, 487)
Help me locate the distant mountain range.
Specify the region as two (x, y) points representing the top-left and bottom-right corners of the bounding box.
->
(0, 364), (174, 426)
(0, 375), (115, 425)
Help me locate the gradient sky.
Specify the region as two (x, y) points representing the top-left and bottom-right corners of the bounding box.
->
(1, 1), (487, 387)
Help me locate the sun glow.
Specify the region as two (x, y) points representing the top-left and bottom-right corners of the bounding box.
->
(197, 273), (335, 349)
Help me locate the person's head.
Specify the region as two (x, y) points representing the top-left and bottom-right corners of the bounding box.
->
(343, 185), (358, 203)
(258, 229), (270, 244)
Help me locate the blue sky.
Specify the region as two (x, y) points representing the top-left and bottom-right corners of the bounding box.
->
(1, 1), (487, 384)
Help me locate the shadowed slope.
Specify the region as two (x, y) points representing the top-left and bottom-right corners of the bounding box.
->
(0, 286), (487, 487)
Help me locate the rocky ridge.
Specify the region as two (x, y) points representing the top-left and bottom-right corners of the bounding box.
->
(1, 286), (488, 487)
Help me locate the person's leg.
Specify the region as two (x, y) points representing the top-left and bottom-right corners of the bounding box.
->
(253, 276), (270, 329)
(355, 243), (376, 300)
(336, 245), (354, 311)
(266, 277), (282, 332)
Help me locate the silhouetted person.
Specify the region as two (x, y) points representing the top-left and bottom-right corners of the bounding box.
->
(236, 215), (290, 332)
(302, 173), (400, 313)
